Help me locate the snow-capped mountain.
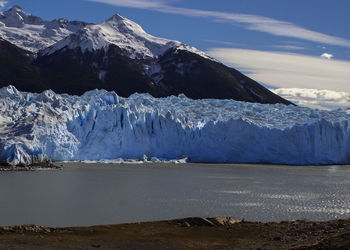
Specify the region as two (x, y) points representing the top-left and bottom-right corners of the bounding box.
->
(42, 14), (181, 59)
(41, 13), (212, 60)
(0, 5), (291, 104)
(0, 5), (87, 52)
(1, 86), (349, 165)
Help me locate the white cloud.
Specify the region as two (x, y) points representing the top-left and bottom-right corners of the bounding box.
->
(87, 0), (350, 48)
(0, 0), (7, 9)
(320, 53), (333, 59)
(270, 88), (350, 110)
(207, 48), (350, 109)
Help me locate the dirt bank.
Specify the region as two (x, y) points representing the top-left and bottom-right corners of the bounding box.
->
(0, 217), (349, 249)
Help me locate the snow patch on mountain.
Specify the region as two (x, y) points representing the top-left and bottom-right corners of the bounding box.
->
(175, 44), (214, 60)
(0, 5), (87, 52)
(1, 86), (350, 166)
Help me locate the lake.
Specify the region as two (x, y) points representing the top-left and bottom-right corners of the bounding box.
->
(0, 163), (349, 227)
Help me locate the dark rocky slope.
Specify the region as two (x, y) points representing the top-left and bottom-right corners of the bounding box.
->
(157, 48), (288, 103)
(0, 38), (43, 92)
(0, 38), (292, 105)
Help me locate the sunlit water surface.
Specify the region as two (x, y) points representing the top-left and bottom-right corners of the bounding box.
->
(0, 163), (349, 226)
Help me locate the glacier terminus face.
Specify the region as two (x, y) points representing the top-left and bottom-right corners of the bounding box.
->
(1, 85), (350, 166)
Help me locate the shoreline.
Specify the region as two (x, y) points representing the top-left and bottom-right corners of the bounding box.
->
(2, 159), (350, 171)
(0, 217), (349, 249)
(0, 162), (62, 171)
(0, 166), (62, 171)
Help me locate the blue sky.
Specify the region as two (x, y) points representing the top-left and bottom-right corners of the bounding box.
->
(1, 0), (350, 109)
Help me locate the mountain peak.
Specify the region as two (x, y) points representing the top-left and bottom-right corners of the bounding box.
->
(0, 6), (88, 52)
(4, 5), (26, 17)
(103, 13), (147, 35)
(7, 5), (24, 13)
(42, 13), (182, 59)
(107, 13), (126, 22)
(0, 5), (27, 27)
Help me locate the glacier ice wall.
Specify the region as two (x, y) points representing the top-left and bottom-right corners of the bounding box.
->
(1, 85), (350, 165)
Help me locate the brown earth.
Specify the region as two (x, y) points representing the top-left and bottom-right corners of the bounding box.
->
(0, 217), (349, 249)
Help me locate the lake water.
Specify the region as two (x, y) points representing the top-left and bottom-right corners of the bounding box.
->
(0, 163), (349, 227)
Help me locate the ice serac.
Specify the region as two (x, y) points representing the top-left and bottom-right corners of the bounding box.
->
(0, 86), (349, 166)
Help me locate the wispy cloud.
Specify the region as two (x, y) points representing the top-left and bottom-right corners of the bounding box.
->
(272, 45), (305, 51)
(0, 0), (7, 10)
(204, 39), (241, 46)
(207, 48), (350, 109)
(87, 0), (350, 48)
(86, 0), (169, 9)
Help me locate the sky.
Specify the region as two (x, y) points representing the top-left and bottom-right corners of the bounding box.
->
(1, 0), (350, 109)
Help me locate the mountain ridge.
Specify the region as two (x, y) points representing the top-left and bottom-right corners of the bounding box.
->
(40, 12), (213, 61)
(0, 5), (292, 105)
(0, 5), (89, 52)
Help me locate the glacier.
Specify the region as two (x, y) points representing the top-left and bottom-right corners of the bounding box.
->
(1, 85), (350, 166)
